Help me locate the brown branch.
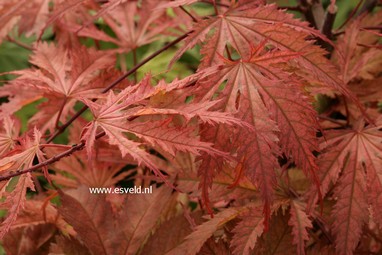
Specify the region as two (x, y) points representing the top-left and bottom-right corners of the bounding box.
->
(337, 0), (364, 30)
(55, 97), (67, 129)
(6, 36), (34, 51)
(0, 131), (106, 182)
(343, 96), (351, 126)
(358, 0), (378, 15)
(318, 115), (347, 127)
(132, 48), (138, 83)
(357, 43), (382, 49)
(46, 31), (191, 143)
(101, 32), (191, 93)
(180, 5), (198, 22)
(299, 0), (318, 29)
(278, 6), (303, 12)
(211, 0), (219, 15)
(321, 3), (337, 40)
(225, 45), (232, 61)
(200, 0), (229, 8)
(334, 26), (382, 36)
(361, 26), (382, 31)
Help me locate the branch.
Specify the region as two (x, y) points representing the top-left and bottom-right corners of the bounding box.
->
(6, 36), (34, 51)
(320, 2), (337, 52)
(318, 115), (347, 127)
(0, 132), (106, 182)
(321, 2), (337, 40)
(211, 0), (219, 15)
(200, 0), (229, 8)
(337, 0), (364, 30)
(358, 0), (378, 15)
(180, 6), (198, 22)
(299, 0), (318, 29)
(278, 6), (303, 12)
(46, 31), (191, 143)
(55, 97), (68, 129)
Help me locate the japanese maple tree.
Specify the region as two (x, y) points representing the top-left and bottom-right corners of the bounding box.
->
(0, 0), (381, 254)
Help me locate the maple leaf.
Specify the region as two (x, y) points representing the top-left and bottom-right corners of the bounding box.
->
(165, 207), (243, 255)
(289, 200), (312, 255)
(38, 0), (88, 39)
(0, 116), (19, 157)
(308, 118), (382, 254)
(25, 42), (114, 97)
(0, 42), (115, 132)
(76, 0), (178, 52)
(48, 150), (130, 188)
(58, 185), (121, 255)
(231, 206), (265, 255)
(330, 12), (382, 122)
(81, 75), (234, 182)
(17, 0), (49, 37)
(117, 185), (173, 255)
(176, 154), (258, 204)
(4, 200), (71, 235)
(333, 12), (382, 84)
(172, 3), (364, 114)
(0, 128), (44, 238)
(3, 223), (56, 254)
(49, 235), (91, 255)
(0, 0), (28, 43)
(254, 212), (296, 255)
(141, 211), (204, 255)
(194, 47), (319, 226)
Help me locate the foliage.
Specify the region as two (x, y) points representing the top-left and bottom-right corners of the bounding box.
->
(0, 0), (381, 254)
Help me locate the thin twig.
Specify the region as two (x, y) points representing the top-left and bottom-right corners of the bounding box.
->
(200, 0), (229, 8)
(132, 48), (138, 83)
(6, 36), (34, 51)
(343, 96), (351, 126)
(357, 43), (382, 49)
(337, 0), (364, 30)
(358, 0), (378, 15)
(211, 0), (219, 15)
(101, 32), (191, 93)
(0, 132), (106, 182)
(334, 26), (382, 36)
(225, 45), (233, 61)
(55, 97), (67, 129)
(318, 115), (347, 127)
(361, 26), (382, 31)
(180, 5), (198, 22)
(278, 6), (303, 12)
(46, 31), (191, 143)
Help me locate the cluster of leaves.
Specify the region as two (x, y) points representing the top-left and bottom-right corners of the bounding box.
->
(0, 0), (381, 254)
